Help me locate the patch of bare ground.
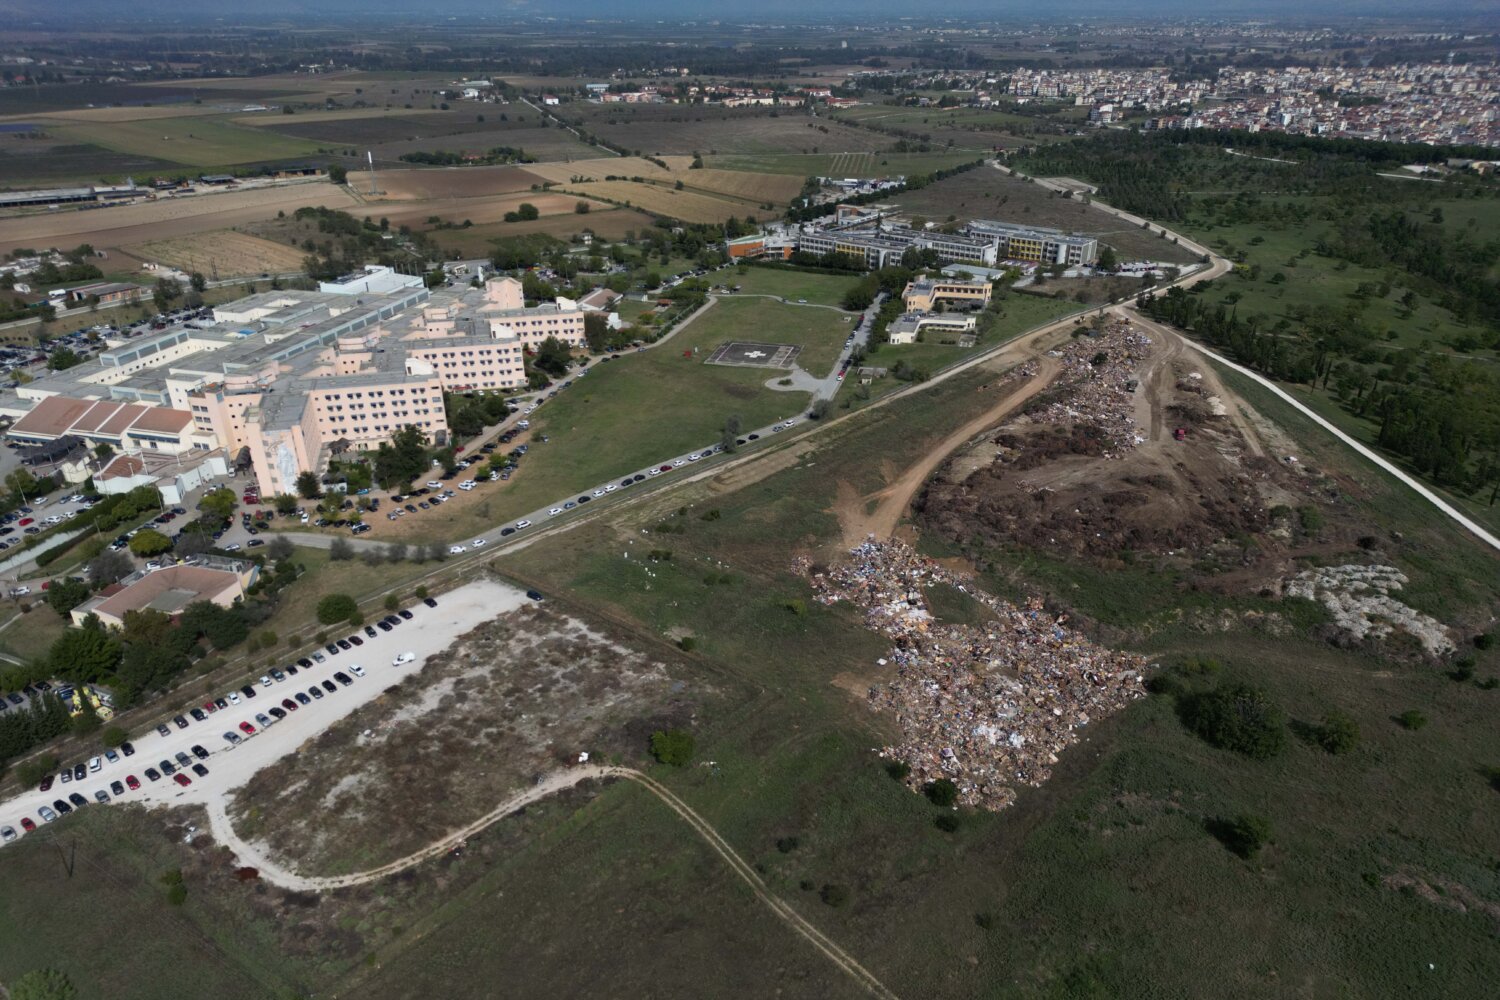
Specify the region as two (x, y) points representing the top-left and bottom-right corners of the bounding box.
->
(227, 601), (701, 875)
(916, 322), (1354, 590)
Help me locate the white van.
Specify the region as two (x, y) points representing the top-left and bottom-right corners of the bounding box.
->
(392, 652), (416, 666)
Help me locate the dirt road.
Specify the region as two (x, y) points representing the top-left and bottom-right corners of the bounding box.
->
(838, 355), (1061, 545)
(209, 764), (901, 1000)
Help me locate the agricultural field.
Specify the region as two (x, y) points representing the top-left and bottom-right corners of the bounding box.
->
(0, 136), (181, 186)
(41, 115), (326, 168)
(706, 150), (983, 178)
(524, 156), (675, 185)
(122, 230), (308, 278)
(350, 165), (547, 200)
(674, 168), (804, 206)
(419, 208), (655, 257)
(565, 104), (892, 157)
(888, 165), (1202, 264)
(356, 191), (608, 229)
(557, 180), (749, 224)
(0, 181), (359, 257)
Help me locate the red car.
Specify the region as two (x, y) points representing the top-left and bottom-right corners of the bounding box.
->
(281, 698), (298, 712)
(125, 775), (140, 790)
(37, 775), (53, 792)
(659, 465), (672, 473)
(173, 773), (191, 787)
(17, 517), (32, 526)
(239, 721), (256, 735)
(20, 817), (36, 833)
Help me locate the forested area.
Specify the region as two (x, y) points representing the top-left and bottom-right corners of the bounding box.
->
(1027, 132), (1500, 505)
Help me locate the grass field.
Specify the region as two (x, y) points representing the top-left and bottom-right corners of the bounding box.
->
(375, 296), (851, 543)
(726, 266), (860, 306)
(124, 230), (307, 277)
(3, 306), (1498, 998)
(46, 116), (326, 168)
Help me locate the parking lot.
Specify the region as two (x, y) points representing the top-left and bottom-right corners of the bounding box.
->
(0, 577), (530, 846)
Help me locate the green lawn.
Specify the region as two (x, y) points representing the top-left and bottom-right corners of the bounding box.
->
(393, 296), (850, 541)
(726, 267), (860, 307)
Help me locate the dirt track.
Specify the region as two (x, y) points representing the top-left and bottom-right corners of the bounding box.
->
(209, 764), (901, 1000)
(837, 355), (1061, 545)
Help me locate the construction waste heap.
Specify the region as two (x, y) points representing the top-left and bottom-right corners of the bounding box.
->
(801, 539), (1151, 811)
(1014, 320), (1156, 455)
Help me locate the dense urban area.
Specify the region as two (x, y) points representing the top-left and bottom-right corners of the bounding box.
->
(0, 6), (1496, 1000)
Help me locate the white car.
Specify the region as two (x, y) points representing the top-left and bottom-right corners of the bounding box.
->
(228, 692), (241, 705)
(672, 459), (686, 467)
(648, 468), (660, 476)
(603, 484), (618, 493)
(223, 543), (242, 552)
(687, 454), (700, 462)
(8, 587), (30, 597)
(548, 507), (563, 517)
(393, 652), (416, 666)
(349, 664), (366, 678)
(515, 519), (531, 529)
(471, 538), (486, 548)
(260, 675), (273, 688)
(449, 545), (467, 555)
(426, 480), (442, 489)
(459, 483), (474, 492)
(592, 489), (605, 497)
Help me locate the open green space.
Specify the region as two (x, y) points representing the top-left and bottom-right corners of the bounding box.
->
(491, 350), (1500, 999)
(48, 116), (326, 168)
(396, 296), (850, 541)
(725, 266), (859, 307)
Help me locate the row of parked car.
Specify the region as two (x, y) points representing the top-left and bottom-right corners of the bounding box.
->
(0, 596), (441, 844)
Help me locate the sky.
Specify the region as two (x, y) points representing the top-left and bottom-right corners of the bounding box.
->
(2, 0), (1495, 21)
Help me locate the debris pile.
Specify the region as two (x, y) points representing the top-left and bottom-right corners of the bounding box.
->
(1285, 563), (1453, 656)
(1030, 322), (1154, 454)
(801, 539), (1151, 811)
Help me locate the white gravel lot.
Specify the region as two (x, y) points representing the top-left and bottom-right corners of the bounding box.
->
(0, 578), (528, 845)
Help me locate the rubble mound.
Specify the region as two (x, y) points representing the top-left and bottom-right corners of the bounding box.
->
(918, 318), (1304, 574)
(801, 539), (1150, 812)
(1285, 564), (1453, 657)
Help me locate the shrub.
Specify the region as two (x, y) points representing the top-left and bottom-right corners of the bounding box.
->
(384, 594), (399, 611)
(819, 883), (850, 908)
(885, 760), (911, 781)
(16, 754), (60, 787)
(775, 836), (799, 854)
(101, 726), (128, 749)
(934, 813), (961, 833)
(1396, 710), (1428, 730)
(1316, 710), (1360, 755)
(1474, 633), (1495, 651)
(780, 598), (807, 616)
(1207, 813), (1272, 859)
(924, 778), (959, 807)
(678, 636), (697, 652)
(315, 594), (358, 625)
(1179, 683), (1286, 759)
(649, 728), (695, 766)
(414, 585), (429, 599)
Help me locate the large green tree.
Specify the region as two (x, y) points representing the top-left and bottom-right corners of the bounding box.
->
(128, 528), (172, 557)
(48, 622), (122, 683)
